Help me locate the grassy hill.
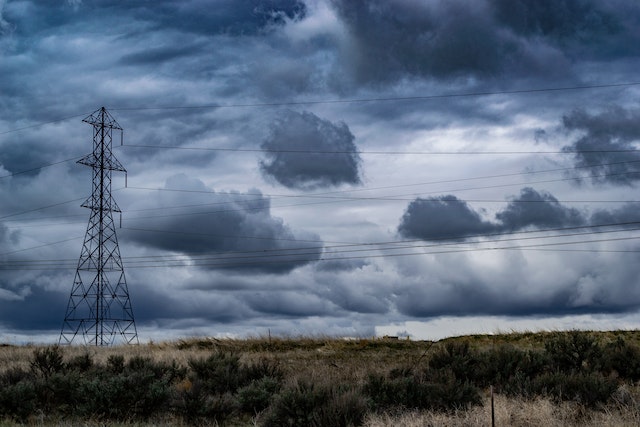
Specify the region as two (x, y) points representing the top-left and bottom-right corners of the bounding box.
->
(1, 330), (640, 426)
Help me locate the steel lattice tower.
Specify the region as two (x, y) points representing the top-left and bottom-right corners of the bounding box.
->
(59, 107), (138, 346)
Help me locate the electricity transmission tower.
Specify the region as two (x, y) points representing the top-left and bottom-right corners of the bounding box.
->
(59, 107), (138, 346)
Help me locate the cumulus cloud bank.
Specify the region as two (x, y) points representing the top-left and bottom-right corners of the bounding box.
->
(399, 187), (640, 241)
(123, 174), (323, 273)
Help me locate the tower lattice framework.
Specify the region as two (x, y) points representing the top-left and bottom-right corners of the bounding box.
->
(60, 107), (138, 346)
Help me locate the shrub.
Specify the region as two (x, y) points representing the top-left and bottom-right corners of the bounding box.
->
(478, 345), (546, 385)
(30, 346), (64, 379)
(77, 356), (183, 419)
(364, 368), (481, 412)
(173, 380), (238, 424)
(533, 372), (618, 408)
(544, 331), (601, 373)
(261, 380), (367, 427)
(428, 341), (480, 382)
(189, 351), (242, 394)
(238, 376), (282, 414)
(34, 371), (83, 415)
(66, 352), (94, 372)
(311, 387), (368, 427)
(107, 354), (125, 373)
(600, 337), (640, 381)
(242, 357), (284, 384)
(0, 366), (32, 386)
(0, 381), (37, 421)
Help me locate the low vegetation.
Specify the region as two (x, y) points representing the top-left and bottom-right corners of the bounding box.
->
(1, 330), (640, 426)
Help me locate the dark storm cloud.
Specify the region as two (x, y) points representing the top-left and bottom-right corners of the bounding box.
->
(398, 195), (496, 241)
(5, 0), (306, 38)
(245, 291), (331, 317)
(129, 282), (254, 326)
(119, 43), (207, 66)
(562, 107), (640, 185)
(315, 258), (368, 272)
(0, 284), (68, 330)
(496, 187), (585, 230)
(0, 221), (19, 250)
(330, 0), (639, 86)
(260, 111), (362, 190)
(493, 0), (620, 43)
(123, 0), (307, 36)
(331, 0), (508, 83)
(399, 188), (587, 241)
(395, 273), (639, 319)
(122, 174), (323, 273)
(590, 203), (640, 227)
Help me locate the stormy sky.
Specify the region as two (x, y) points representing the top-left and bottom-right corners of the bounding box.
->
(2, 0), (640, 343)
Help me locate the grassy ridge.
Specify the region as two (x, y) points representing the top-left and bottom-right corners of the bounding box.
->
(1, 330), (640, 426)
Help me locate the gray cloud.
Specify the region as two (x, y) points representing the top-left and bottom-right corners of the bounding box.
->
(493, 0), (620, 43)
(119, 43), (207, 66)
(394, 267), (640, 318)
(329, 0), (640, 89)
(122, 174), (323, 273)
(260, 110), (362, 190)
(496, 187), (586, 230)
(0, 286), (68, 330)
(399, 188), (589, 241)
(330, 0), (569, 85)
(0, 0), (12, 36)
(590, 203), (640, 226)
(126, 0), (307, 37)
(398, 195), (496, 241)
(562, 107), (640, 185)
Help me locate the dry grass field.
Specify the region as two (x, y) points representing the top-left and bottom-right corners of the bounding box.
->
(1, 331), (640, 426)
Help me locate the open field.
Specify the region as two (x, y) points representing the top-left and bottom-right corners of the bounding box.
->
(1, 330), (640, 426)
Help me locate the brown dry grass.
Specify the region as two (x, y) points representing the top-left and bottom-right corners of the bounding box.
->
(364, 393), (640, 427)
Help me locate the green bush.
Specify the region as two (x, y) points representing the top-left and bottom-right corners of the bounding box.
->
(242, 357), (284, 384)
(189, 351), (242, 394)
(30, 346), (64, 379)
(544, 331), (601, 373)
(173, 380), (238, 424)
(0, 366), (32, 386)
(238, 376), (282, 414)
(76, 356), (184, 419)
(0, 380), (37, 421)
(533, 372), (618, 408)
(66, 352), (93, 372)
(34, 371), (83, 415)
(261, 381), (367, 427)
(107, 354), (125, 373)
(479, 345), (548, 385)
(600, 337), (640, 381)
(311, 387), (368, 427)
(364, 369), (481, 412)
(428, 341), (481, 382)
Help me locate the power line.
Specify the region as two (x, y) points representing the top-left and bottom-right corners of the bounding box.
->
(0, 112), (91, 136)
(3, 233), (638, 271)
(4, 220), (640, 269)
(120, 169), (640, 223)
(4, 159), (638, 226)
(108, 81), (640, 111)
(0, 236), (83, 257)
(4, 82), (637, 137)
(0, 156), (84, 180)
(121, 144), (640, 155)
(0, 197), (86, 220)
